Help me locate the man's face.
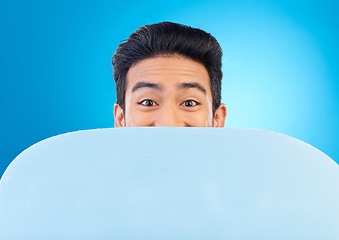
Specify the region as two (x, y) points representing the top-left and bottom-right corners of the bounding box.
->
(114, 56), (226, 127)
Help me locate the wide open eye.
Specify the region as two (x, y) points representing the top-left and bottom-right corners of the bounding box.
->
(138, 99), (158, 107)
(181, 100), (199, 107)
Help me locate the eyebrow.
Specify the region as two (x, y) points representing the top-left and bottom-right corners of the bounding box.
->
(131, 81), (207, 95)
(131, 82), (163, 92)
(178, 82), (207, 95)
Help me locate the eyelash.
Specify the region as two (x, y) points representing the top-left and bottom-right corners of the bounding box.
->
(138, 99), (200, 107)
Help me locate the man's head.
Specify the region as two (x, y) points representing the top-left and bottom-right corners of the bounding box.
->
(112, 21), (226, 127)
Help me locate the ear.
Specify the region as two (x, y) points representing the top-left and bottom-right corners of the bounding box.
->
(114, 103), (125, 127)
(213, 103), (227, 127)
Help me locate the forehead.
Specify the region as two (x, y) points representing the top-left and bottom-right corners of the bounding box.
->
(126, 56), (211, 92)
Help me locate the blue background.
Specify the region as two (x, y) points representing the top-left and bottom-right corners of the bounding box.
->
(1, 0), (338, 178)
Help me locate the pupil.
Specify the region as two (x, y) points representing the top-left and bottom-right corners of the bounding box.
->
(145, 100), (152, 106)
(185, 101), (193, 107)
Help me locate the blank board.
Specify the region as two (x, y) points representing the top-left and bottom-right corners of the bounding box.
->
(0, 128), (338, 240)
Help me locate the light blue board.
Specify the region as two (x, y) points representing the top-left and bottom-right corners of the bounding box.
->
(0, 128), (338, 240)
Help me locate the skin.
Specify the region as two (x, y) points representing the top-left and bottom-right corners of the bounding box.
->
(114, 56), (227, 127)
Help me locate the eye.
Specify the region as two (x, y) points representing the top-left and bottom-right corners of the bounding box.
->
(181, 100), (199, 107)
(138, 99), (158, 107)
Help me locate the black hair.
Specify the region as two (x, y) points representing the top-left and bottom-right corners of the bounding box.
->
(112, 21), (223, 114)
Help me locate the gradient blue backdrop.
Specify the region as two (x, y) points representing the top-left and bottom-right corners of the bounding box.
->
(1, 0), (338, 178)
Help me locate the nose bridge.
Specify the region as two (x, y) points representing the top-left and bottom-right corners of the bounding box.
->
(155, 103), (182, 127)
